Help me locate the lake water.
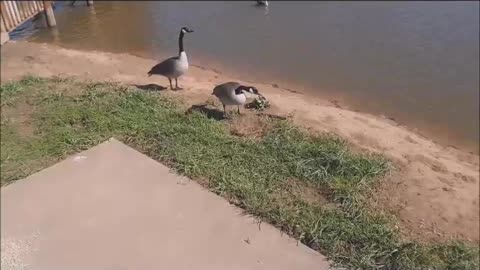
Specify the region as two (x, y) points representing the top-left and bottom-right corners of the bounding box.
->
(12, 1), (479, 152)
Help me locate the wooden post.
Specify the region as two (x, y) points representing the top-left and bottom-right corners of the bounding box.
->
(1, 15), (6, 33)
(87, 0), (94, 6)
(43, 1), (56, 27)
(1, 15), (10, 45)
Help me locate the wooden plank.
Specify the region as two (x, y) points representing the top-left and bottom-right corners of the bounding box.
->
(22, 1), (30, 16)
(32, 1), (39, 14)
(21, 1), (30, 19)
(1, 14), (7, 33)
(16, 1), (25, 21)
(17, 1), (26, 21)
(0, 0), (48, 33)
(33, 1), (41, 13)
(27, 1), (35, 16)
(3, 1), (15, 29)
(30, 1), (37, 12)
(17, 1), (28, 20)
(0, 2), (10, 30)
(23, 1), (31, 16)
(13, 1), (20, 20)
(32, 1), (40, 13)
(2, 2), (12, 30)
(4, 1), (14, 26)
(38, 1), (45, 11)
(5, 1), (17, 26)
(0, 6), (11, 44)
(11, 1), (21, 25)
(10, 1), (22, 25)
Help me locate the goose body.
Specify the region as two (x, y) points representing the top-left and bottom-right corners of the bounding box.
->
(212, 82), (260, 114)
(148, 52), (188, 79)
(148, 27), (193, 90)
(213, 82), (247, 106)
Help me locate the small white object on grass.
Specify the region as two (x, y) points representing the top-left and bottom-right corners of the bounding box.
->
(73, 155), (87, 162)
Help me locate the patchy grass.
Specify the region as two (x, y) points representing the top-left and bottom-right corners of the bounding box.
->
(1, 76), (478, 269)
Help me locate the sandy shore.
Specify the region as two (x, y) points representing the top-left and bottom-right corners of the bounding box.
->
(1, 40), (478, 243)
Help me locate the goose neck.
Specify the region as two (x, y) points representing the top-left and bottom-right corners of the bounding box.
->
(234, 85), (249, 95)
(178, 31), (185, 55)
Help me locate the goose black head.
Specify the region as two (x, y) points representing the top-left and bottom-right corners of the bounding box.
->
(181, 27), (194, 34)
(247, 86), (259, 95)
(235, 85), (260, 96)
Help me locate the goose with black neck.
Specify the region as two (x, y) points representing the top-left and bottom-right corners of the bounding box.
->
(212, 81), (263, 115)
(148, 27), (194, 90)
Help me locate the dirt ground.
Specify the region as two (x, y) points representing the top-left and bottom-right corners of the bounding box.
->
(1, 41), (478, 243)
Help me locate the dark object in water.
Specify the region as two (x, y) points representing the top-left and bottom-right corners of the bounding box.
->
(255, 0), (269, 7)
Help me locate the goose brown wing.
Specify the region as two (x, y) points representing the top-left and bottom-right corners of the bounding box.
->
(147, 56), (179, 77)
(212, 82), (241, 97)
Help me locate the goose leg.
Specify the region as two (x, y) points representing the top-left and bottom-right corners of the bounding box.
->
(168, 78), (173, 90)
(175, 78), (183, 90)
(223, 104), (226, 115)
(237, 105), (241, 114)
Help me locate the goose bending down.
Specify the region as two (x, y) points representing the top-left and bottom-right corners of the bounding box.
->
(212, 82), (261, 114)
(256, 0), (268, 7)
(148, 27), (194, 90)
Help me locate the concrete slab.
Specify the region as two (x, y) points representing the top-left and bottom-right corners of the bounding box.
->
(1, 138), (330, 270)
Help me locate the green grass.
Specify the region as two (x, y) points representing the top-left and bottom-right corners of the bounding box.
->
(1, 76), (478, 269)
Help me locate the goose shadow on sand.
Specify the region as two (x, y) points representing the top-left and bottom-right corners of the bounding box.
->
(186, 104), (225, 121)
(132, 84), (168, 92)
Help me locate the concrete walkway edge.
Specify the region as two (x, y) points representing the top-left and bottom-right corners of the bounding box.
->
(1, 138), (330, 270)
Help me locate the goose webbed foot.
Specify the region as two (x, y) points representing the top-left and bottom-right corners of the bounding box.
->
(222, 104), (231, 119)
(174, 78), (184, 90)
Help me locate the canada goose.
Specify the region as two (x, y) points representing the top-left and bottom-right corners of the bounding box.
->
(256, 0), (268, 7)
(212, 82), (262, 115)
(148, 27), (194, 90)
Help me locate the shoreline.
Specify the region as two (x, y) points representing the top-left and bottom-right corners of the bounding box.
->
(131, 46), (480, 156)
(1, 40), (479, 242)
(125, 45), (479, 155)
(21, 32), (478, 154)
